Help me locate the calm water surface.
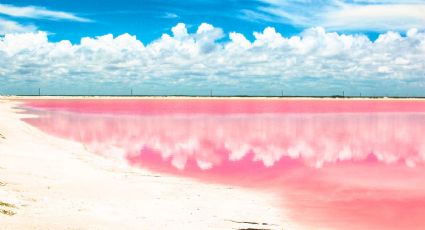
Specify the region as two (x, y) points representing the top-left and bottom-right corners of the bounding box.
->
(22, 99), (425, 230)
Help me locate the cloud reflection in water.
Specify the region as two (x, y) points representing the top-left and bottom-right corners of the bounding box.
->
(24, 108), (425, 230)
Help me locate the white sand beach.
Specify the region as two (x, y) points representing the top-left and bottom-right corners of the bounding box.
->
(0, 98), (285, 229)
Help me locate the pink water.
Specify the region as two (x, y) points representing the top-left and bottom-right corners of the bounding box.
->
(22, 99), (425, 229)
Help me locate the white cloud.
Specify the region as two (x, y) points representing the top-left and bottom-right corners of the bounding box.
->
(249, 0), (425, 31)
(1, 23), (425, 95)
(0, 3), (91, 36)
(171, 22), (189, 39)
(0, 4), (91, 22)
(163, 12), (179, 19)
(325, 3), (425, 31)
(0, 18), (37, 35)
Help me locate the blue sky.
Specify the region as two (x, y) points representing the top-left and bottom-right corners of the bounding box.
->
(0, 0), (425, 96)
(0, 0), (305, 43)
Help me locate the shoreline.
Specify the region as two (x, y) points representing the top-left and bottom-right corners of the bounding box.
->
(0, 99), (286, 229)
(3, 95), (425, 101)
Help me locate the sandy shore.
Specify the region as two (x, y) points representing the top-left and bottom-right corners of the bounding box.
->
(0, 99), (285, 229)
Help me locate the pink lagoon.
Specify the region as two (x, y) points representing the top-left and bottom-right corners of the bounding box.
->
(19, 98), (425, 230)
(2, 1), (425, 228)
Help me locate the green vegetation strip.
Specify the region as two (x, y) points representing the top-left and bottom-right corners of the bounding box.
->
(0, 201), (16, 208)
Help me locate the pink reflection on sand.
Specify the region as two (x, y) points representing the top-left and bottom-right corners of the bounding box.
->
(23, 99), (425, 230)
